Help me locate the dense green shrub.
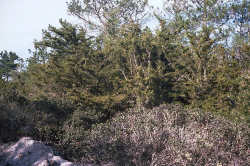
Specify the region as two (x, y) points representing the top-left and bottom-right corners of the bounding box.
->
(0, 89), (31, 142)
(235, 77), (250, 124)
(0, 91), (68, 144)
(59, 104), (250, 165)
(58, 107), (109, 161)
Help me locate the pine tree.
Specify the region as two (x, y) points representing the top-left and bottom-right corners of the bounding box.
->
(155, 9), (241, 113)
(0, 51), (19, 82)
(27, 19), (130, 116)
(67, 0), (152, 37)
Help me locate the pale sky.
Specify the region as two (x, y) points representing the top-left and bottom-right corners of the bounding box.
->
(0, 0), (162, 60)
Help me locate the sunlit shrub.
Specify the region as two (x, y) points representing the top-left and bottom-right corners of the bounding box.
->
(60, 104), (250, 165)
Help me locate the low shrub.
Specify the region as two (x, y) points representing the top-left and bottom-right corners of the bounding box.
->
(60, 104), (250, 165)
(0, 92), (68, 144)
(1, 89), (250, 166)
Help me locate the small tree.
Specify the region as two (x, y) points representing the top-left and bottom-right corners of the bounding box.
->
(0, 51), (19, 81)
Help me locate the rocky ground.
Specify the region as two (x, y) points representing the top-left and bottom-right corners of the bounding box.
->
(0, 137), (114, 166)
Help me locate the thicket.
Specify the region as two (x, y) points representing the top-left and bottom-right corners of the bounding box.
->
(1, 97), (250, 165)
(62, 104), (250, 165)
(1, 0), (250, 165)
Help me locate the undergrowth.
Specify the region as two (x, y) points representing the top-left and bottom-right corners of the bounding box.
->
(1, 92), (250, 165)
(60, 104), (250, 165)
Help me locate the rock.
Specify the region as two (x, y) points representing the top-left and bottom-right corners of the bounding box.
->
(0, 137), (85, 166)
(0, 137), (116, 166)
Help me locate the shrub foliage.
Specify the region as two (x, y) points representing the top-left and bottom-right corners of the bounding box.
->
(56, 104), (250, 165)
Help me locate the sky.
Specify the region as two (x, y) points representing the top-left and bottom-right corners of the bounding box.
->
(0, 0), (162, 60)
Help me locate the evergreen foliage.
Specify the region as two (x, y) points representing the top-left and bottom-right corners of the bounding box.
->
(1, 0), (249, 124)
(67, 0), (152, 36)
(3, 0), (249, 121)
(0, 51), (19, 81)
